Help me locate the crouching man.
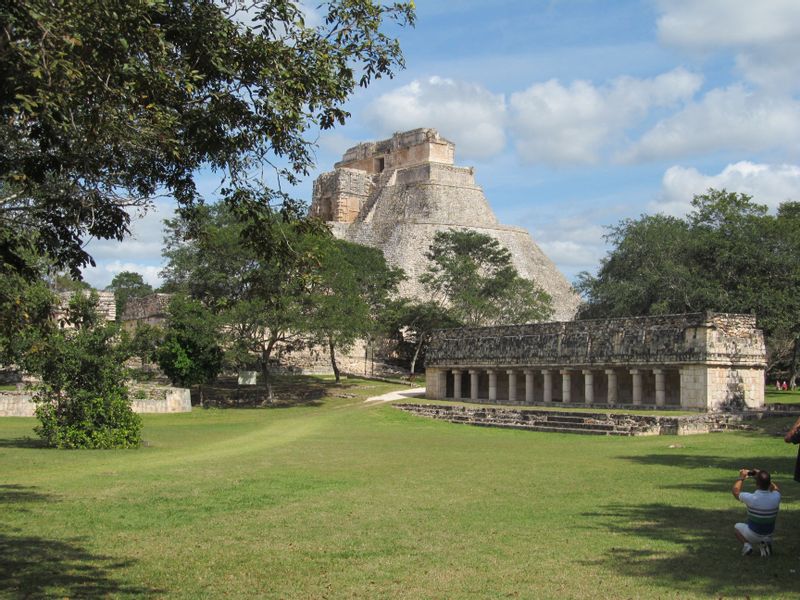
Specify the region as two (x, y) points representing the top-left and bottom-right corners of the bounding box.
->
(732, 469), (780, 556)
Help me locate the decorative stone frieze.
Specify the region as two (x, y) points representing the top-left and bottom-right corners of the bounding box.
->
(425, 312), (766, 411)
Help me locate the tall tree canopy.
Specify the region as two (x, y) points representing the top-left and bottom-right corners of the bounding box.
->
(577, 189), (800, 383)
(161, 202), (317, 398)
(308, 238), (404, 381)
(1, 0), (414, 278)
(420, 229), (554, 327)
(106, 271), (153, 320)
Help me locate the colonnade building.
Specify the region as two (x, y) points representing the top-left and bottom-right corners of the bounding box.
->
(424, 313), (766, 411)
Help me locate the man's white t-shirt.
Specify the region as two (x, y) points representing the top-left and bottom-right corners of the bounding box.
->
(739, 489), (780, 535)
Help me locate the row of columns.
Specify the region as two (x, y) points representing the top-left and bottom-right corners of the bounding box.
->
(442, 367), (669, 406)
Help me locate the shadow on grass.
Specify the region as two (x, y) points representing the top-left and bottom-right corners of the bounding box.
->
(0, 436), (47, 449)
(0, 529), (163, 598)
(583, 502), (800, 597)
(0, 486), (162, 597)
(618, 452), (800, 498)
(192, 375), (361, 409)
(0, 484), (55, 506)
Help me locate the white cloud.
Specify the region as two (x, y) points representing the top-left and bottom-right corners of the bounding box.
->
(624, 86), (800, 162)
(657, 0), (800, 90)
(82, 261), (164, 290)
(654, 161), (800, 216)
(509, 68), (701, 165)
(364, 76), (507, 159)
(534, 219), (609, 279)
(81, 199), (175, 288)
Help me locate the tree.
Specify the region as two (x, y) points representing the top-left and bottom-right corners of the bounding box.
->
(125, 322), (163, 368)
(156, 294), (223, 401)
(420, 229), (554, 327)
(161, 203), (314, 399)
(25, 292), (141, 448)
(0, 256), (54, 366)
(577, 189), (800, 383)
(2, 0), (415, 279)
(390, 300), (460, 377)
(308, 238), (404, 382)
(106, 271), (153, 321)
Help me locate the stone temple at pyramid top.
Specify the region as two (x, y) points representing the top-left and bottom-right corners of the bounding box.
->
(309, 128), (579, 320)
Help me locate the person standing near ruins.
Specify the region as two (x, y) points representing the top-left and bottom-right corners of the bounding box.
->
(785, 417), (800, 482)
(732, 469), (780, 556)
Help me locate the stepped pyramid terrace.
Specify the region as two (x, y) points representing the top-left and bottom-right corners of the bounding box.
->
(309, 128), (579, 320)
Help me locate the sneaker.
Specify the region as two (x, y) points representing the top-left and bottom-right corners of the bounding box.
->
(742, 543), (753, 556)
(760, 542), (772, 557)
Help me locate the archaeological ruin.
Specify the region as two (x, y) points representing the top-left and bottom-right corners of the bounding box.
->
(424, 312), (767, 411)
(310, 128), (578, 320)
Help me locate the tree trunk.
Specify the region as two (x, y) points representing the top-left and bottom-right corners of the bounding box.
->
(329, 337), (340, 383)
(260, 343), (275, 403)
(791, 336), (800, 390)
(410, 336), (425, 378)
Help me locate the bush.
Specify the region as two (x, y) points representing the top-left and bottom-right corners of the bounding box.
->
(28, 293), (142, 449)
(156, 295), (223, 388)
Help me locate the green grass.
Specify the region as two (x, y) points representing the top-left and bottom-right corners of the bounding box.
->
(766, 388), (800, 405)
(0, 384), (18, 391)
(2, 377), (800, 599)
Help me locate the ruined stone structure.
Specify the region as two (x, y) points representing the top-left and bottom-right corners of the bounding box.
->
(121, 293), (172, 329)
(0, 384), (191, 416)
(310, 128), (579, 320)
(425, 313), (766, 411)
(54, 290), (116, 325)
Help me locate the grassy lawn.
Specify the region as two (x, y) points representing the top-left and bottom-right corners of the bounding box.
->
(2, 377), (800, 599)
(766, 388), (800, 405)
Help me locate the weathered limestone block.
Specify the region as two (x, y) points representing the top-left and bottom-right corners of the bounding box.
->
(122, 293), (172, 328)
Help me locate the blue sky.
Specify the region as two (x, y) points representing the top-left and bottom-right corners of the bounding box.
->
(82, 0), (800, 289)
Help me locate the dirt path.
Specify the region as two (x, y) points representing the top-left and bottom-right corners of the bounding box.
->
(364, 387), (426, 404)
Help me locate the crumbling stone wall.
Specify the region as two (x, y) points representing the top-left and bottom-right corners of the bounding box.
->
(121, 293), (172, 329)
(55, 290), (116, 324)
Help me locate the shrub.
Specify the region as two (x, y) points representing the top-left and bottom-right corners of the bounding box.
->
(28, 293), (142, 448)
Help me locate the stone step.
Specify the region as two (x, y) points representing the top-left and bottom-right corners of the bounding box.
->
(466, 421), (633, 436)
(442, 415), (631, 435)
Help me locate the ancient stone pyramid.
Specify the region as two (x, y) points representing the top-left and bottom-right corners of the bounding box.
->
(310, 128), (579, 321)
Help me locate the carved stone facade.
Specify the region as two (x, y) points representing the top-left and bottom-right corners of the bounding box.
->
(54, 290), (116, 325)
(425, 313), (766, 411)
(121, 293), (172, 329)
(310, 128), (579, 321)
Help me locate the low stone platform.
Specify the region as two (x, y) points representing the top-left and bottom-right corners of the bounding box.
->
(0, 384), (191, 417)
(393, 403), (760, 436)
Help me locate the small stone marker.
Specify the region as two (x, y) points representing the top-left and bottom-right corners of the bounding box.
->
(238, 371), (258, 386)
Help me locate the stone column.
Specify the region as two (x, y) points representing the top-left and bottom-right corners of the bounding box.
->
(452, 369), (462, 400)
(469, 370), (480, 402)
(507, 370), (517, 403)
(488, 370), (497, 402)
(605, 369), (618, 405)
(437, 370), (447, 400)
(654, 368), (666, 407)
(561, 369), (572, 404)
(542, 369), (552, 403)
(583, 370), (594, 404)
(630, 369), (642, 405)
(524, 370), (534, 404)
